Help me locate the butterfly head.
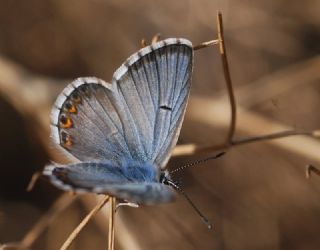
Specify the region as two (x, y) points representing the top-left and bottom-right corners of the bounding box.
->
(159, 170), (178, 187)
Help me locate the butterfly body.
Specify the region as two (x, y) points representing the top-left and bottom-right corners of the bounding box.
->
(44, 38), (193, 205)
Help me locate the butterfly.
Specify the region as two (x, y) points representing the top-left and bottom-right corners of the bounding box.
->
(43, 38), (193, 205)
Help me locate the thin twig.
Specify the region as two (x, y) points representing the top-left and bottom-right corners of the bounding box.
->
(0, 194), (75, 250)
(82, 197), (143, 250)
(60, 195), (110, 250)
(0, 242), (27, 250)
(173, 129), (320, 156)
(217, 12), (237, 145)
(192, 12), (237, 149)
(193, 39), (219, 50)
(108, 197), (116, 250)
(231, 130), (317, 146)
(26, 171), (42, 192)
(22, 195), (75, 248)
(173, 12), (320, 158)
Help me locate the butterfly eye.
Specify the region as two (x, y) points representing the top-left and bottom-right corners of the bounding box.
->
(59, 115), (73, 129)
(159, 173), (168, 184)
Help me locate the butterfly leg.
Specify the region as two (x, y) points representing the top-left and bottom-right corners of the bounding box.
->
(140, 38), (147, 48)
(115, 202), (139, 212)
(140, 33), (161, 48)
(151, 33), (161, 44)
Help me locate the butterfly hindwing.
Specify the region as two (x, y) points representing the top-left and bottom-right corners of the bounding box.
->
(44, 161), (175, 204)
(50, 78), (132, 164)
(95, 183), (175, 204)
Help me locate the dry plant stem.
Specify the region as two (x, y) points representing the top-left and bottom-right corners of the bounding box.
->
(174, 12), (320, 157)
(231, 130), (316, 147)
(0, 242), (26, 250)
(306, 165), (320, 178)
(173, 129), (320, 156)
(193, 39), (219, 50)
(60, 195), (110, 250)
(26, 171), (42, 191)
(217, 12), (237, 145)
(199, 129), (320, 153)
(0, 194), (76, 249)
(22, 194), (76, 248)
(193, 13), (237, 146)
(108, 197), (116, 250)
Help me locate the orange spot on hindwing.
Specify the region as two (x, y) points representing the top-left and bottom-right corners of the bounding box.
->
(59, 115), (73, 128)
(64, 101), (78, 113)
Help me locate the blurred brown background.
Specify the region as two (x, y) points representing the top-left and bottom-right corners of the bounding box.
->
(0, 0), (320, 249)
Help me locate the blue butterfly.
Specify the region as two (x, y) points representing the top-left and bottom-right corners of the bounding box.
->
(43, 38), (193, 205)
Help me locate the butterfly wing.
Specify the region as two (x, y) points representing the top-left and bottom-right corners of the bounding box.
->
(97, 183), (175, 204)
(50, 77), (133, 163)
(47, 39), (192, 202)
(112, 38), (193, 168)
(51, 38), (193, 168)
(44, 161), (175, 204)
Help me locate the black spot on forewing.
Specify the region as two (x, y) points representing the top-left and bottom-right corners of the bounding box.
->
(160, 105), (172, 111)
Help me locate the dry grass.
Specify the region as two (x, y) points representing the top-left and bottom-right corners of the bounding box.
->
(0, 1), (320, 250)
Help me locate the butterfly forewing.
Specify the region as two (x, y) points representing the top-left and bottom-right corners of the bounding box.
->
(112, 38), (193, 168)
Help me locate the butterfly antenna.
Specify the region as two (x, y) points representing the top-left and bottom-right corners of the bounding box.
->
(166, 179), (212, 229)
(170, 152), (225, 174)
